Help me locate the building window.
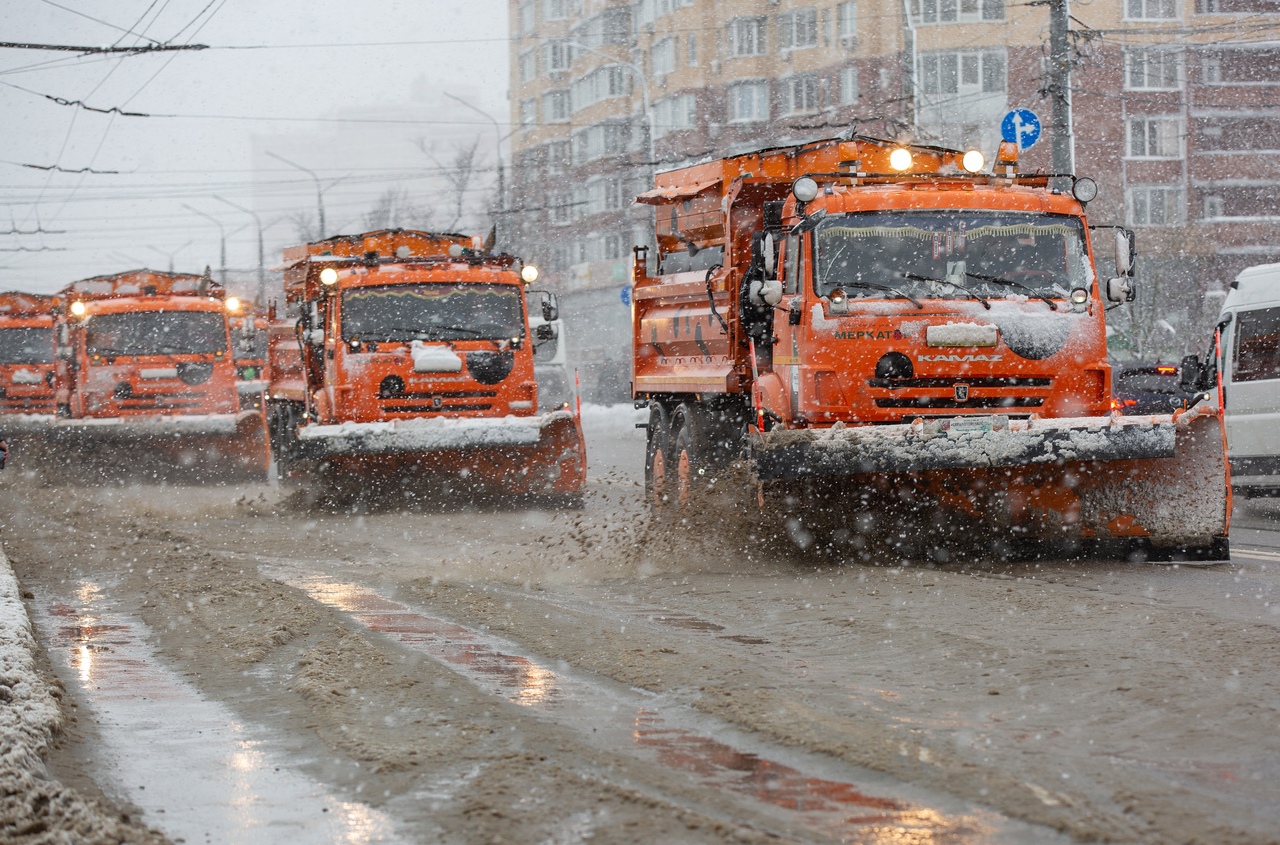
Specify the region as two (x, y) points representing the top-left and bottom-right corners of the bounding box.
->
(1198, 0), (1280, 10)
(571, 66), (625, 113)
(519, 50), (538, 84)
(837, 1), (858, 47)
(727, 81), (770, 122)
(780, 74), (819, 115)
(839, 66), (859, 105)
(546, 140), (571, 173)
(1203, 195), (1225, 219)
(543, 90), (570, 122)
(1126, 0), (1178, 18)
(572, 6), (631, 48)
(548, 190), (573, 225)
(544, 0), (567, 21)
(688, 34), (697, 66)
(1125, 48), (1182, 89)
(920, 49), (1006, 96)
(1127, 185), (1185, 226)
(778, 8), (818, 52)
(544, 39), (574, 73)
(520, 99), (537, 128)
(572, 120), (630, 164)
(652, 37), (676, 76)
(911, 0), (1004, 23)
(1127, 116), (1183, 158)
(518, 0), (536, 35)
(605, 234), (624, 261)
(1199, 47), (1280, 84)
(653, 93), (697, 138)
(727, 17), (767, 56)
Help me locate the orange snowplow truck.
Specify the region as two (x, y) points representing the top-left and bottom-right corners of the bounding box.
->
(0, 292), (58, 420)
(267, 229), (586, 499)
(633, 135), (1230, 560)
(50, 269), (270, 478)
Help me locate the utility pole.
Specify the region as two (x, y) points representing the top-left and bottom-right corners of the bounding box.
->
(182, 205), (227, 285)
(214, 195), (265, 306)
(1048, 0), (1075, 175)
(266, 151), (327, 239)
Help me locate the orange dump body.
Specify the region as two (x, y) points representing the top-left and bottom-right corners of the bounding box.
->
(0, 292), (58, 416)
(632, 136), (1230, 557)
(268, 230), (585, 496)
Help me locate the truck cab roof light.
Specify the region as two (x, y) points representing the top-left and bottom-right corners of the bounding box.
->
(1072, 177), (1098, 203)
(792, 177), (819, 202)
(520, 264), (539, 284)
(319, 267), (339, 286)
(888, 148), (913, 172)
(961, 150), (985, 173)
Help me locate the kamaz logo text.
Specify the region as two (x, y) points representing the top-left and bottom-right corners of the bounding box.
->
(918, 354), (1003, 362)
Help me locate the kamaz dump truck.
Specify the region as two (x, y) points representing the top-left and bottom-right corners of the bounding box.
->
(47, 269), (269, 479)
(267, 229), (586, 500)
(632, 135), (1230, 560)
(0, 292), (58, 420)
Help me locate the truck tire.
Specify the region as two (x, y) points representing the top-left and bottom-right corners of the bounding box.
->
(670, 403), (704, 508)
(644, 403), (673, 512)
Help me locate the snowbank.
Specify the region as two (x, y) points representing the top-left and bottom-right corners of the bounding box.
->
(0, 544), (61, 787)
(578, 403), (647, 436)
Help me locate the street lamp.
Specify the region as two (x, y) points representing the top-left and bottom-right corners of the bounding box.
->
(444, 92), (506, 215)
(214, 195), (265, 306)
(182, 204), (227, 285)
(265, 151), (336, 239)
(563, 41), (654, 172)
(147, 241), (193, 273)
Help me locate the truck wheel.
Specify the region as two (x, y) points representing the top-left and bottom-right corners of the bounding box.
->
(670, 403), (703, 508)
(644, 403), (672, 512)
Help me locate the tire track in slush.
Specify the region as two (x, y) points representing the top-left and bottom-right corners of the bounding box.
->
(265, 564), (1068, 844)
(32, 580), (403, 845)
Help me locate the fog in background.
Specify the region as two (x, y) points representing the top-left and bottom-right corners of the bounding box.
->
(2, 0), (510, 296)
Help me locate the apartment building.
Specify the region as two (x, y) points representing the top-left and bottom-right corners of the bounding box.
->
(507, 0), (1280, 377)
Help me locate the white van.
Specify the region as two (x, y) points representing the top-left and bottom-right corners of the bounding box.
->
(1213, 263), (1280, 497)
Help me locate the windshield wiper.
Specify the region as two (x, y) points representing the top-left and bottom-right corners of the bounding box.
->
(900, 273), (991, 309)
(836, 281), (924, 309)
(965, 272), (1058, 310)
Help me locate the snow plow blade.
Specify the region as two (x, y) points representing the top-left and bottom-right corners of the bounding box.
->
(42, 410), (270, 479)
(752, 406), (1230, 558)
(290, 411), (587, 495)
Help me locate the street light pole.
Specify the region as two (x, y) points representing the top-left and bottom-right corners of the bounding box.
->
(182, 204), (227, 285)
(563, 41), (654, 171)
(214, 195), (265, 306)
(265, 151), (327, 238)
(444, 92), (505, 217)
(147, 241), (193, 273)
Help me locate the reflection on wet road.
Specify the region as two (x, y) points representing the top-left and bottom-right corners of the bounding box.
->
(277, 567), (1065, 843)
(35, 581), (401, 845)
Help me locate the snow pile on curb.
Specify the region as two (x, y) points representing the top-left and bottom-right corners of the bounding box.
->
(0, 547), (60, 774)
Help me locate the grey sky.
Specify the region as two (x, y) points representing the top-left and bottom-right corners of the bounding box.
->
(1, 0), (511, 293)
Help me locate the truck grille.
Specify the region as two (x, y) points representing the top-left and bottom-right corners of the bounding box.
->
(867, 377), (1051, 389)
(117, 390), (206, 410)
(874, 396), (1044, 409)
(380, 390), (498, 415)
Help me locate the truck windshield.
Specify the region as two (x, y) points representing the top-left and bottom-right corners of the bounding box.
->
(342, 283), (525, 342)
(0, 327), (54, 364)
(84, 311), (227, 356)
(813, 211), (1090, 302)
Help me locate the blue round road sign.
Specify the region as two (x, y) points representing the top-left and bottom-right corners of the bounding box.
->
(620, 284), (632, 306)
(1001, 109), (1041, 150)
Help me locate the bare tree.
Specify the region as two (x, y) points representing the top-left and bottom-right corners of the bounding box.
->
(414, 136), (482, 231)
(289, 210), (319, 243)
(362, 187), (433, 231)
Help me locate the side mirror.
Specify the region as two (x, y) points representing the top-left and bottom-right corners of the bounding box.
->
(1114, 229), (1136, 277)
(535, 323), (555, 341)
(1179, 355), (1203, 391)
(306, 329), (325, 347)
(57, 346), (74, 361)
(541, 293), (559, 322)
(762, 233), (776, 281)
(1106, 276), (1135, 303)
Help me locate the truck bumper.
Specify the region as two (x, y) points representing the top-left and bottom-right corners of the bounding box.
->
(751, 412), (1180, 481)
(289, 411), (587, 495)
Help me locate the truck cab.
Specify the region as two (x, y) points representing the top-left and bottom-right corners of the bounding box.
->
(62, 272), (240, 420)
(0, 292), (57, 417)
